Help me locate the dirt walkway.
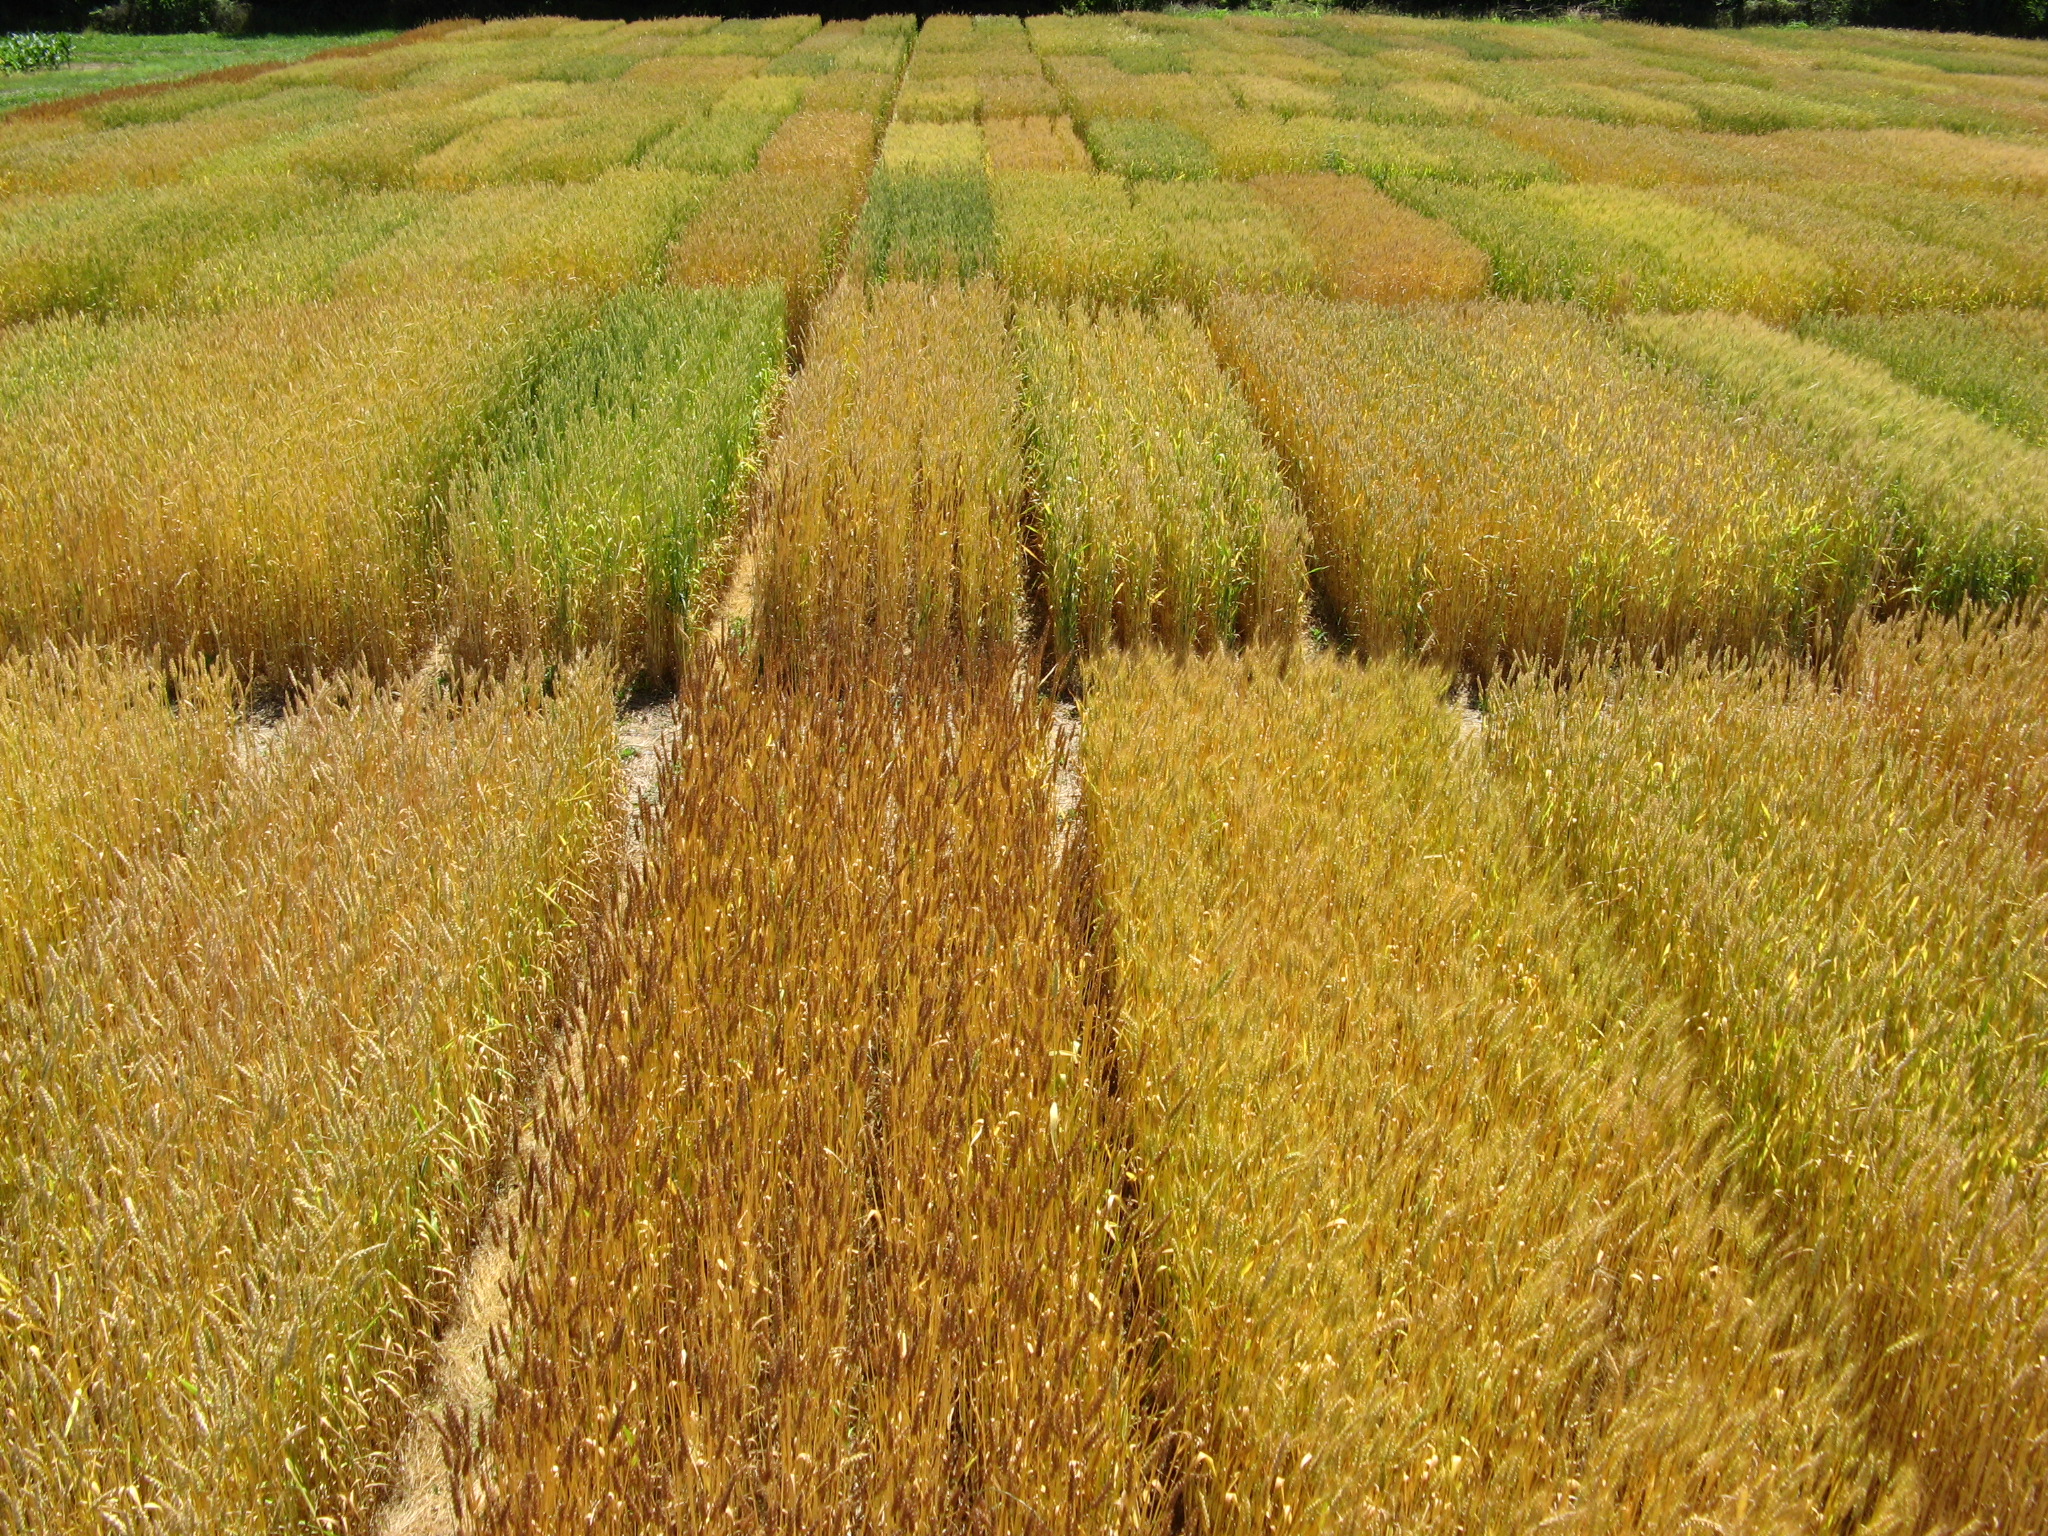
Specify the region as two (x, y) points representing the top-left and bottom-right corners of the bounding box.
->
(370, 537), (760, 1533)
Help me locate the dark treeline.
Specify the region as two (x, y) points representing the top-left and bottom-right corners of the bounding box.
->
(11, 0), (2048, 57)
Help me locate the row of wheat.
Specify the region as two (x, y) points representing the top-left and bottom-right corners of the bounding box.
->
(7, 281), (2048, 685)
(0, 648), (619, 1533)
(451, 642), (1159, 1531)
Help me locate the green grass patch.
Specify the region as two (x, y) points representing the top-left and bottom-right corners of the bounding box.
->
(0, 31), (387, 115)
(1084, 116), (1214, 180)
(447, 285), (785, 685)
(857, 169), (996, 282)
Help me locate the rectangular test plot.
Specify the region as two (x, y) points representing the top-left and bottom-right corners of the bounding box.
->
(0, 654), (618, 1534)
(443, 284), (785, 687)
(752, 277), (1025, 653)
(1631, 309), (2048, 610)
(1017, 300), (1304, 655)
(467, 650), (1156, 1532)
(0, 287), (583, 680)
(1485, 620), (2048, 1531)
(1082, 650), (1878, 1534)
(1210, 295), (1876, 672)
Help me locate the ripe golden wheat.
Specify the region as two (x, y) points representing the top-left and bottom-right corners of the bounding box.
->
(459, 644), (1159, 1533)
(1212, 296), (1874, 670)
(1488, 620), (2048, 1533)
(1084, 649), (1885, 1533)
(0, 286), (583, 679)
(0, 657), (618, 1536)
(753, 279), (1024, 652)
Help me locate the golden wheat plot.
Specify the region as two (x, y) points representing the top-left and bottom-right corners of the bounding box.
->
(665, 171), (868, 337)
(0, 104), (320, 197)
(1017, 301), (1303, 655)
(1083, 650), (1884, 1535)
(0, 286), (583, 679)
(0, 14), (875, 283)
(0, 660), (618, 1536)
(0, 647), (237, 1002)
(337, 169), (713, 295)
(1666, 181), (2011, 313)
(986, 115), (1091, 173)
(1210, 296), (1874, 671)
(0, 177), (317, 325)
(465, 647), (1158, 1534)
(754, 279), (1024, 651)
(1401, 180), (1835, 322)
(1487, 626), (2048, 1534)
(0, 26), (633, 202)
(1849, 607), (2048, 856)
(1138, 181), (1322, 306)
(658, 35), (900, 332)
(0, 305), (173, 422)
(1250, 173), (1490, 303)
(168, 188), (442, 311)
(992, 172), (1168, 305)
(405, 91), (673, 191)
(754, 106), (882, 176)
(1781, 182), (2048, 310)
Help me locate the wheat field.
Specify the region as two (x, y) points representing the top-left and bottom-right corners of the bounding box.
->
(5, 9), (2048, 1534)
